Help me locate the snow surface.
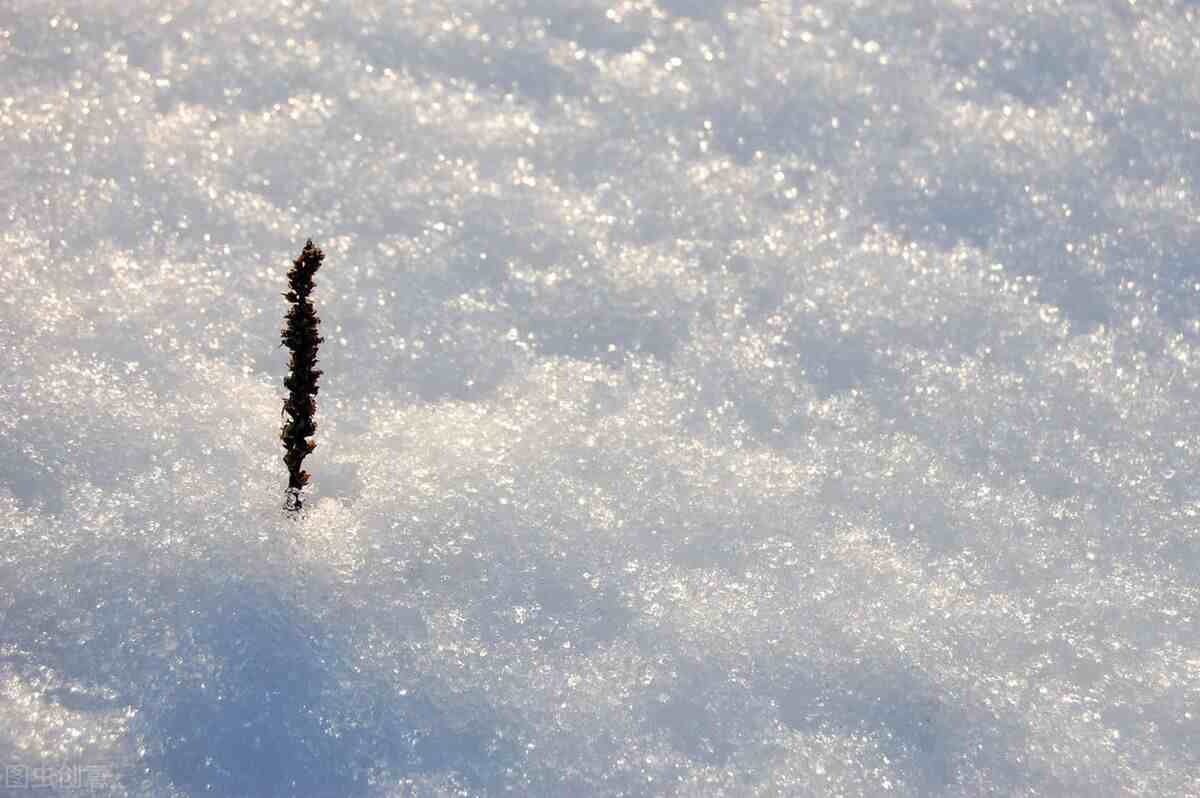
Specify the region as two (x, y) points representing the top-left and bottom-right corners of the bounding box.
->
(3, 0), (1200, 795)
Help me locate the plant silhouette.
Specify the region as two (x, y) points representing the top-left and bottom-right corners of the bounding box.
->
(281, 239), (324, 513)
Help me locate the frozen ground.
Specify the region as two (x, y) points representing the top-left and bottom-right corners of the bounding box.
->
(2, 0), (1200, 795)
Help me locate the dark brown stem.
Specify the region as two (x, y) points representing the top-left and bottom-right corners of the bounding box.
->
(281, 239), (324, 513)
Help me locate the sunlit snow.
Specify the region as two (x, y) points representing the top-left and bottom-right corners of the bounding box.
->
(3, 0), (1200, 795)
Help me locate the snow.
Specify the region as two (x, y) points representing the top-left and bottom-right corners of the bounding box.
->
(3, 0), (1200, 795)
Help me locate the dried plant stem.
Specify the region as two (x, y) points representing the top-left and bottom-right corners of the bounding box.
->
(281, 239), (324, 513)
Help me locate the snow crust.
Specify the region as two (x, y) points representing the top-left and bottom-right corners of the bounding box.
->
(3, 1), (1200, 794)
